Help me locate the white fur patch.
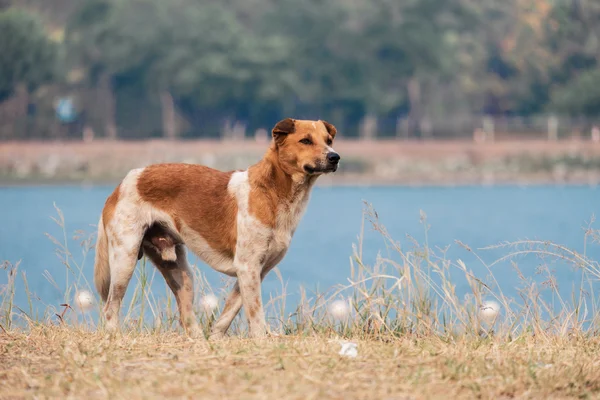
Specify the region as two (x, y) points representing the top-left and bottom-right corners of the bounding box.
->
(106, 169), (147, 282)
(227, 170), (313, 271)
(228, 171), (271, 269)
(179, 221), (236, 276)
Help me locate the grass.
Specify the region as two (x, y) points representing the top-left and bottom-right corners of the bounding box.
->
(2, 327), (600, 399)
(1, 203), (600, 399)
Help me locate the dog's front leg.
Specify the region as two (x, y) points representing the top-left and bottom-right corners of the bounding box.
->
(236, 261), (267, 338)
(211, 264), (278, 339)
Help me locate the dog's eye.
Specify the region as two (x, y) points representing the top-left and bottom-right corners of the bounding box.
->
(299, 138), (312, 145)
(326, 138), (333, 146)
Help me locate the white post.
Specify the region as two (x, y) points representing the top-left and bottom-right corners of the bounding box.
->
(483, 116), (495, 142)
(359, 114), (377, 140)
(548, 115), (558, 141)
(591, 125), (600, 143)
(420, 117), (432, 139)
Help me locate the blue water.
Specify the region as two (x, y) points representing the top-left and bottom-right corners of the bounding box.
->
(1, 185), (598, 318)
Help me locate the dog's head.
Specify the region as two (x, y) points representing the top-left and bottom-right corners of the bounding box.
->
(271, 118), (340, 176)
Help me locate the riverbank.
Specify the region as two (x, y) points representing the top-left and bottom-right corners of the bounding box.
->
(2, 139), (600, 186)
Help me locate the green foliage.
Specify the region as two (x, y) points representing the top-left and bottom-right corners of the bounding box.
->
(66, 0), (299, 124)
(544, 1), (600, 116)
(5, 0), (600, 138)
(64, 0), (473, 130)
(0, 9), (59, 100)
(551, 68), (600, 115)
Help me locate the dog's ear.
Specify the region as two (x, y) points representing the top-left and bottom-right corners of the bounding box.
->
(272, 118), (295, 145)
(320, 120), (337, 138)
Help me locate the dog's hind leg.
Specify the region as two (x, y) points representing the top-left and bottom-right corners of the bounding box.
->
(104, 233), (142, 333)
(144, 243), (200, 338)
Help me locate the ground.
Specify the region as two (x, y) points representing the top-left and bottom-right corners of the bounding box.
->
(1, 326), (599, 399)
(2, 138), (600, 185)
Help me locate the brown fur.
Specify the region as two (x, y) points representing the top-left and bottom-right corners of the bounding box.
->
(94, 118), (340, 338)
(136, 164), (238, 260)
(144, 243), (198, 333)
(272, 118), (296, 146)
(273, 120), (336, 175)
(94, 184), (121, 302)
(321, 120), (337, 137)
(247, 148), (293, 227)
(247, 119), (335, 226)
(94, 230), (110, 302)
(102, 183), (121, 226)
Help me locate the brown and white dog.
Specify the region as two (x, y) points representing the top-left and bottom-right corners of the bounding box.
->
(93, 118), (340, 338)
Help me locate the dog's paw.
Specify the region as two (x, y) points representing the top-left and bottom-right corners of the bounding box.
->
(208, 330), (227, 341)
(267, 331), (282, 339)
(103, 329), (120, 341)
(248, 330), (269, 339)
(185, 325), (204, 340)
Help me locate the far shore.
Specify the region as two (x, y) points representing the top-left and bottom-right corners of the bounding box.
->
(2, 138), (600, 186)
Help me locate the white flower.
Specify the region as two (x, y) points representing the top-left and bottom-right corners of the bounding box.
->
(199, 294), (219, 312)
(329, 299), (349, 320)
(75, 290), (94, 312)
(479, 300), (500, 324)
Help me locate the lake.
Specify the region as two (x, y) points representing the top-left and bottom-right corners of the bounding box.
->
(1, 185), (599, 319)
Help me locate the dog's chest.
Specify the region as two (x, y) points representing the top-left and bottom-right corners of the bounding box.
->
(228, 169), (312, 267)
(264, 191), (310, 263)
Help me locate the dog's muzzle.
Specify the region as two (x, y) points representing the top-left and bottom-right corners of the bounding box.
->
(327, 152), (341, 165)
(325, 151), (340, 171)
(304, 152), (341, 174)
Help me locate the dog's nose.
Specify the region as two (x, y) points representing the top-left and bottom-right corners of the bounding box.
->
(327, 152), (340, 164)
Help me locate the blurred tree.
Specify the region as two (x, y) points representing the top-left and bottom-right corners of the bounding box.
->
(357, 0), (478, 136)
(0, 9), (58, 101)
(260, 0), (478, 137)
(10, 0), (600, 139)
(66, 0), (119, 138)
(451, 0), (556, 116)
(0, 8), (59, 139)
(546, 0), (600, 116)
(257, 0), (356, 126)
(551, 69), (600, 115)
(66, 0), (295, 138)
(146, 0), (293, 135)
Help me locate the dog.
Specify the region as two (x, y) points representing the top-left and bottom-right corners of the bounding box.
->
(93, 118), (340, 338)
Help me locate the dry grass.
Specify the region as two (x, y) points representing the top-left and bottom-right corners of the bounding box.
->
(2, 326), (600, 399)
(1, 204), (600, 399)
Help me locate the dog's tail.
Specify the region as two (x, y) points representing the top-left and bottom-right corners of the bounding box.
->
(94, 217), (111, 302)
